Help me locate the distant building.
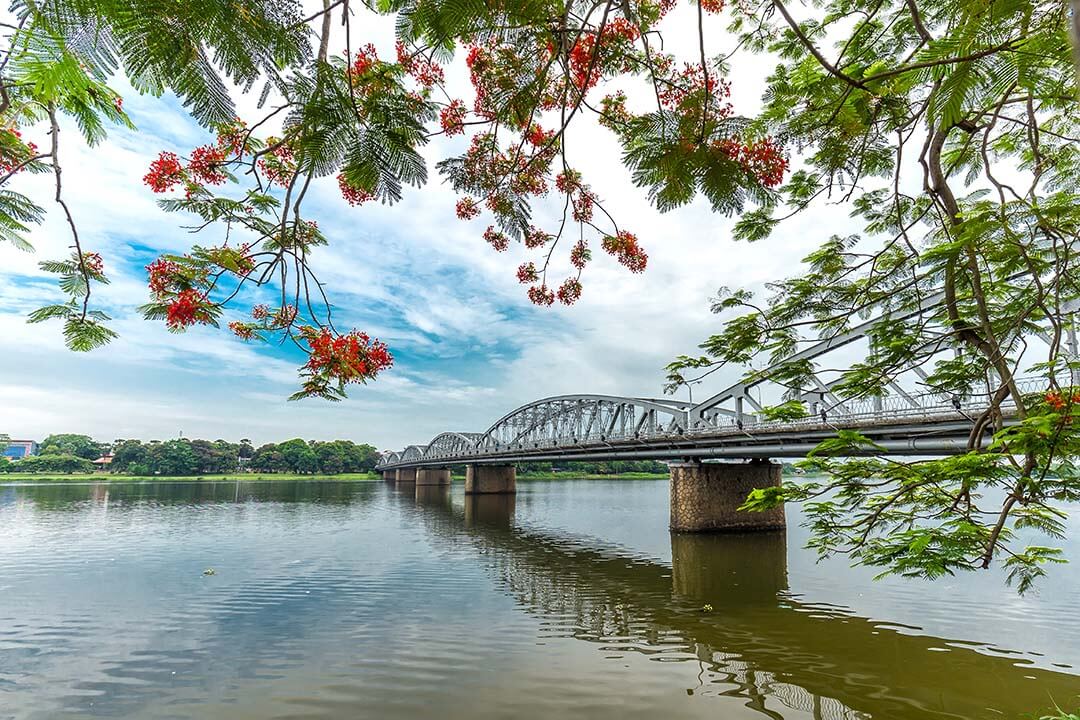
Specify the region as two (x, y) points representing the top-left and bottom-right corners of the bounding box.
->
(3, 440), (38, 461)
(92, 453), (113, 468)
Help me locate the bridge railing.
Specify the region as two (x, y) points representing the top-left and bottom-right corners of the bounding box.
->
(694, 376), (1045, 434)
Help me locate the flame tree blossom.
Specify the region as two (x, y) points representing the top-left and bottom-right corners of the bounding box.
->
(8, 0), (791, 396)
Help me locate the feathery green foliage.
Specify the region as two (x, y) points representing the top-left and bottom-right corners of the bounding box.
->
(671, 0), (1080, 591)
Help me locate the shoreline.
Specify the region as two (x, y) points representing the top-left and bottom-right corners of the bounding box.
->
(0, 471), (671, 484)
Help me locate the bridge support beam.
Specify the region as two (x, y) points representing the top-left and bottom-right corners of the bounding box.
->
(416, 467), (451, 486)
(382, 470), (396, 482)
(669, 460), (785, 533)
(395, 467), (417, 485)
(465, 464), (516, 494)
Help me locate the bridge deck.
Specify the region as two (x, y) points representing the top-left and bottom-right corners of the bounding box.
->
(378, 408), (1009, 469)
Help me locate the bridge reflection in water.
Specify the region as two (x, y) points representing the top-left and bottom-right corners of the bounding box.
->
(400, 485), (1079, 720)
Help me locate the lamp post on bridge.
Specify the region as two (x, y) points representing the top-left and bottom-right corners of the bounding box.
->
(682, 379), (703, 406)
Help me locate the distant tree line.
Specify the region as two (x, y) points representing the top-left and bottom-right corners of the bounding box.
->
(3, 434), (661, 476)
(0, 433), (104, 474)
(1, 453), (96, 474)
(111, 438), (254, 476)
(1, 434), (379, 476)
(247, 439), (379, 475)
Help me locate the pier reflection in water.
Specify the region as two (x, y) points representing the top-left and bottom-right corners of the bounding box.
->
(403, 484), (1080, 720)
(1, 479), (1078, 720)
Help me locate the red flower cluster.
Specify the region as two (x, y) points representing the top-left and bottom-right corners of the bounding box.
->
(602, 231), (648, 273)
(251, 304), (270, 320)
(229, 320), (256, 340)
(303, 327), (393, 383)
(527, 284), (555, 306)
(464, 133), (554, 202)
(571, 188), (596, 222)
(556, 278), (582, 305)
(166, 289), (213, 330)
(526, 125), (554, 147)
(456, 197), (480, 219)
(718, 136), (788, 188)
(188, 144), (228, 185)
(258, 137), (296, 187)
(516, 262), (539, 284)
(144, 151), (185, 193)
(145, 257), (214, 331)
(440, 99), (467, 136)
(81, 252), (104, 275)
(466, 41), (564, 119)
(338, 173), (375, 206)
(396, 41), (444, 87)
(236, 247), (255, 275)
(215, 118), (250, 157)
(568, 19), (640, 92)
(700, 0), (725, 12)
(350, 44), (379, 78)
(274, 304), (298, 327)
(1045, 391), (1080, 411)
(0, 128), (37, 175)
(570, 241), (590, 269)
(524, 226), (550, 248)
(556, 170), (597, 222)
(484, 226), (509, 252)
(658, 64), (731, 114)
(598, 91), (633, 131)
(143, 118), (257, 195)
(555, 170), (582, 194)
(146, 258), (181, 296)
(465, 45), (495, 118)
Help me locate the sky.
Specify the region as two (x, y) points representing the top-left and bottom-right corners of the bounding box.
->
(0, 5), (839, 450)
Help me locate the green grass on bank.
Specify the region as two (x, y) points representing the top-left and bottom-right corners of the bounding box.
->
(0, 472), (380, 483)
(2, 470), (671, 484)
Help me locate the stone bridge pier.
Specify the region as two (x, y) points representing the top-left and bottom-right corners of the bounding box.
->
(465, 464), (516, 494)
(395, 467), (417, 485)
(382, 469), (396, 482)
(669, 460), (786, 533)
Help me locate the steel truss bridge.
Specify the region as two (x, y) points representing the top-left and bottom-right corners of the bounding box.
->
(377, 299), (1070, 470)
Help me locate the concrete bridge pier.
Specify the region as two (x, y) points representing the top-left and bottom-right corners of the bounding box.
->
(465, 464), (516, 494)
(416, 467), (451, 486)
(669, 460), (786, 533)
(382, 470), (396, 482)
(395, 467), (417, 485)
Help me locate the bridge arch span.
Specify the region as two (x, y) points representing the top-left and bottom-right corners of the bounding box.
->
(424, 432), (482, 460)
(476, 394), (688, 451)
(401, 445), (428, 462)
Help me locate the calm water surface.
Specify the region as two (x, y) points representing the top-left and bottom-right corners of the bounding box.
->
(1, 478), (1079, 719)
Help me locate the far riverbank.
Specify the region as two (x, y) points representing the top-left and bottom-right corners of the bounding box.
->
(0, 471), (670, 484)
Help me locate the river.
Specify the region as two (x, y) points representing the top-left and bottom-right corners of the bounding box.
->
(1, 478), (1078, 719)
